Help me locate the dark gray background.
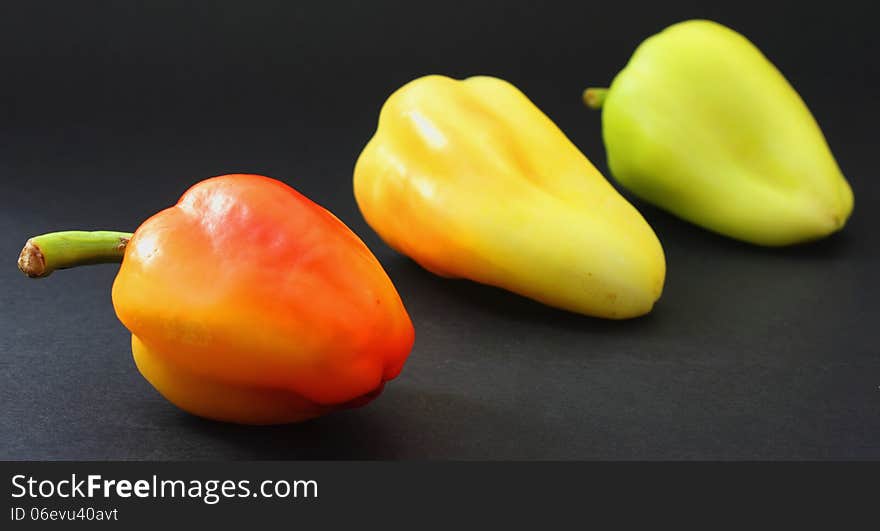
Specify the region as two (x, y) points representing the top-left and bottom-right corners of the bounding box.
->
(1, 1), (877, 459)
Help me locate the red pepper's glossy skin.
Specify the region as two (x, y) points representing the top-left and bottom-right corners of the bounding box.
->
(111, 174), (414, 424)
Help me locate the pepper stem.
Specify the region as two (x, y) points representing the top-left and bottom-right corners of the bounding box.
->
(18, 231), (133, 278)
(582, 87), (609, 110)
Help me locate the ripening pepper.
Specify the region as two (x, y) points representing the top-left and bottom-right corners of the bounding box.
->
(18, 174), (415, 424)
(354, 75), (665, 319)
(583, 20), (854, 246)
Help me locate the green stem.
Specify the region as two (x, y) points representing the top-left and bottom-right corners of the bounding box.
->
(582, 87), (609, 110)
(18, 231), (133, 278)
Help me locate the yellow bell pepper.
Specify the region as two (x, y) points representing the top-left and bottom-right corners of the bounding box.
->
(354, 75), (665, 319)
(583, 20), (853, 245)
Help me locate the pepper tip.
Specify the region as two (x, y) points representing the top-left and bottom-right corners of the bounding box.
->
(582, 87), (609, 110)
(18, 240), (49, 278)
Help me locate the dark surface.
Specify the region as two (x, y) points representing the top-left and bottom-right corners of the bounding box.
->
(1, 1), (877, 460)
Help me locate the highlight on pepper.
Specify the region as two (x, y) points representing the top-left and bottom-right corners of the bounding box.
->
(17, 174), (415, 424)
(354, 75), (666, 319)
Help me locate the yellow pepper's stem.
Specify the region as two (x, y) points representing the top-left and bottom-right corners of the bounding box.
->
(18, 231), (133, 278)
(582, 87), (609, 110)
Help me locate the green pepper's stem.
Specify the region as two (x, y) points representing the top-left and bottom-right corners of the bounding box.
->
(582, 87), (609, 110)
(18, 231), (134, 278)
